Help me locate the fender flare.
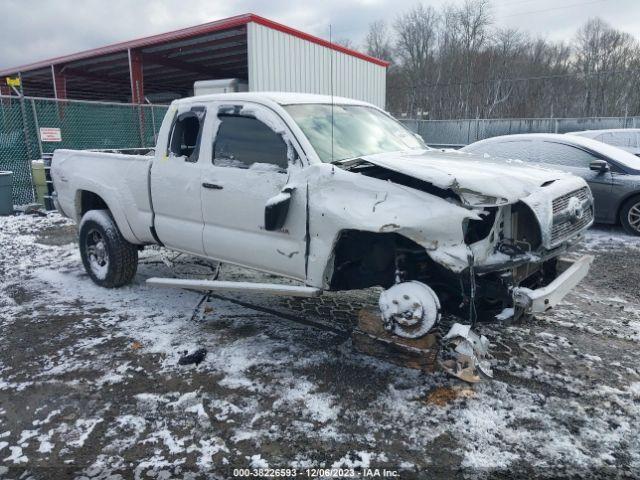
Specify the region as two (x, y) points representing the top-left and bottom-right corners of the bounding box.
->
(74, 186), (141, 244)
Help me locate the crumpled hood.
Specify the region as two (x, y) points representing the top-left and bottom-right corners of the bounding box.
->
(359, 149), (570, 206)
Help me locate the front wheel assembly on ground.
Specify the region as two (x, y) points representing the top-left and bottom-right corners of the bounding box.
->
(378, 281), (492, 383)
(379, 281), (441, 339)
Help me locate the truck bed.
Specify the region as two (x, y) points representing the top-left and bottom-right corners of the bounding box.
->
(51, 148), (156, 245)
(87, 148), (155, 156)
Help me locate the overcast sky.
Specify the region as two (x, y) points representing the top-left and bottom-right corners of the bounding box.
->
(0, 0), (638, 70)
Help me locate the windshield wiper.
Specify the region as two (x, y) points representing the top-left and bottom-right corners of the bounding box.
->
(331, 157), (365, 167)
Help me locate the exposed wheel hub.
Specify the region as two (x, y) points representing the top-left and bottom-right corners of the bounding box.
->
(86, 229), (109, 278)
(379, 281), (441, 339)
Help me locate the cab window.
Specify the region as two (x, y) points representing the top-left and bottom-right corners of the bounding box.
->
(213, 115), (289, 171)
(168, 108), (205, 162)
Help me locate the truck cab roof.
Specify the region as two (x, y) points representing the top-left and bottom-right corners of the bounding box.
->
(173, 91), (373, 108)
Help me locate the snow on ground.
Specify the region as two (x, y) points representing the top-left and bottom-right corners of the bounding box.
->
(1, 214), (639, 478)
(581, 225), (640, 251)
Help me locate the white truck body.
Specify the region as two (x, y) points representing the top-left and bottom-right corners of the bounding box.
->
(52, 92), (594, 325)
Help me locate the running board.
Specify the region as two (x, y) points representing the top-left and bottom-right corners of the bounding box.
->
(146, 277), (323, 297)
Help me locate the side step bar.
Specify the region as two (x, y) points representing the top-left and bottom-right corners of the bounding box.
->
(146, 277), (323, 298)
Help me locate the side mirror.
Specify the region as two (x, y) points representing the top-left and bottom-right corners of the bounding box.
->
(590, 160), (610, 173)
(265, 186), (295, 231)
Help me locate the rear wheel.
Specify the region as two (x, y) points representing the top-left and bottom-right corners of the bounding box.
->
(79, 209), (138, 287)
(620, 196), (640, 236)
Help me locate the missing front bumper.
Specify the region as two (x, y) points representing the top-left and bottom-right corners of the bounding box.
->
(512, 254), (594, 313)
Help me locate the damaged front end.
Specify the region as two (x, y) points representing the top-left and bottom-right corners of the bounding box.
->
(427, 178), (595, 324)
(330, 155), (594, 382)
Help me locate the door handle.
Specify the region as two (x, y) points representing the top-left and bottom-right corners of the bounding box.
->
(202, 182), (223, 190)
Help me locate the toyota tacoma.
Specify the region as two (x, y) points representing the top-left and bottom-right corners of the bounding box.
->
(51, 92), (594, 378)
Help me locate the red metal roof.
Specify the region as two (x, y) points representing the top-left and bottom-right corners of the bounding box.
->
(0, 13), (389, 77)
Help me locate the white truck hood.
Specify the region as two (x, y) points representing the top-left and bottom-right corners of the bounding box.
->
(358, 149), (568, 206)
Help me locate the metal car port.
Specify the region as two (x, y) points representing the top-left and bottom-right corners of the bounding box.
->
(0, 14), (388, 107)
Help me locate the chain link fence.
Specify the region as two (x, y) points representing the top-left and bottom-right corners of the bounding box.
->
(400, 116), (640, 149)
(4, 96), (640, 206)
(0, 95), (168, 205)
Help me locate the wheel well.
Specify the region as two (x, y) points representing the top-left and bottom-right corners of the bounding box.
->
(328, 230), (430, 290)
(617, 192), (640, 222)
(78, 190), (109, 217)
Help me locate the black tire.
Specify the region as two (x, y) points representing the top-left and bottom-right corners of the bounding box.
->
(619, 196), (640, 236)
(79, 209), (138, 287)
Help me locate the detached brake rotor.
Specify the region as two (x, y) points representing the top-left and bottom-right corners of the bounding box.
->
(379, 281), (441, 339)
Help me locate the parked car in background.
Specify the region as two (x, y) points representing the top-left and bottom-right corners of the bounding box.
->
(567, 128), (640, 156)
(462, 133), (640, 235)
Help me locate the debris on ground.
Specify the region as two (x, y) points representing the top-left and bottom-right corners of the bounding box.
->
(178, 348), (208, 365)
(424, 386), (476, 406)
(14, 203), (48, 216)
(439, 323), (493, 383)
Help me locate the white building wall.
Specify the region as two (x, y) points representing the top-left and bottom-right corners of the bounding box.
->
(247, 22), (386, 108)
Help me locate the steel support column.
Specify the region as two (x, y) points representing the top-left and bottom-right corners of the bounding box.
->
(128, 48), (146, 146)
(0, 84), (11, 108)
(51, 64), (67, 99)
(128, 48), (144, 104)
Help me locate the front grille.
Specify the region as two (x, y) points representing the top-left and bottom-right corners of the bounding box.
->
(551, 186), (593, 244)
(552, 187), (590, 215)
(551, 210), (593, 243)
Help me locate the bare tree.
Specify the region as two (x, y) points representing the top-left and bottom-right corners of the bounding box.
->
(483, 28), (522, 117)
(574, 18), (640, 116)
(394, 4), (440, 117)
(353, 5), (640, 118)
(453, 0), (491, 117)
(334, 38), (356, 49)
(365, 20), (393, 63)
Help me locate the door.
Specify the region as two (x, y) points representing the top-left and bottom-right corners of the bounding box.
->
(150, 105), (207, 254)
(535, 141), (613, 222)
(201, 102), (307, 280)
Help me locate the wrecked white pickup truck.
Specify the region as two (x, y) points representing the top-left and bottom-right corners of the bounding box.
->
(52, 92), (594, 377)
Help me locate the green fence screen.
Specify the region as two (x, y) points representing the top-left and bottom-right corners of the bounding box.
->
(0, 95), (168, 205)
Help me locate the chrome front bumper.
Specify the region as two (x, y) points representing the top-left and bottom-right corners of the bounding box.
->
(512, 254), (594, 313)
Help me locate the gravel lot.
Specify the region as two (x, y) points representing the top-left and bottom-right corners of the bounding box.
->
(1, 212), (640, 479)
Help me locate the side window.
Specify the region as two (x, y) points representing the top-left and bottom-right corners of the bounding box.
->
(472, 141), (536, 162)
(539, 142), (599, 168)
(599, 133), (613, 145)
(213, 114), (289, 171)
(168, 108), (205, 162)
(601, 132), (635, 148)
(618, 133), (633, 148)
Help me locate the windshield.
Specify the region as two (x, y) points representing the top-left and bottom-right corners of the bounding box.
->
(284, 104), (426, 162)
